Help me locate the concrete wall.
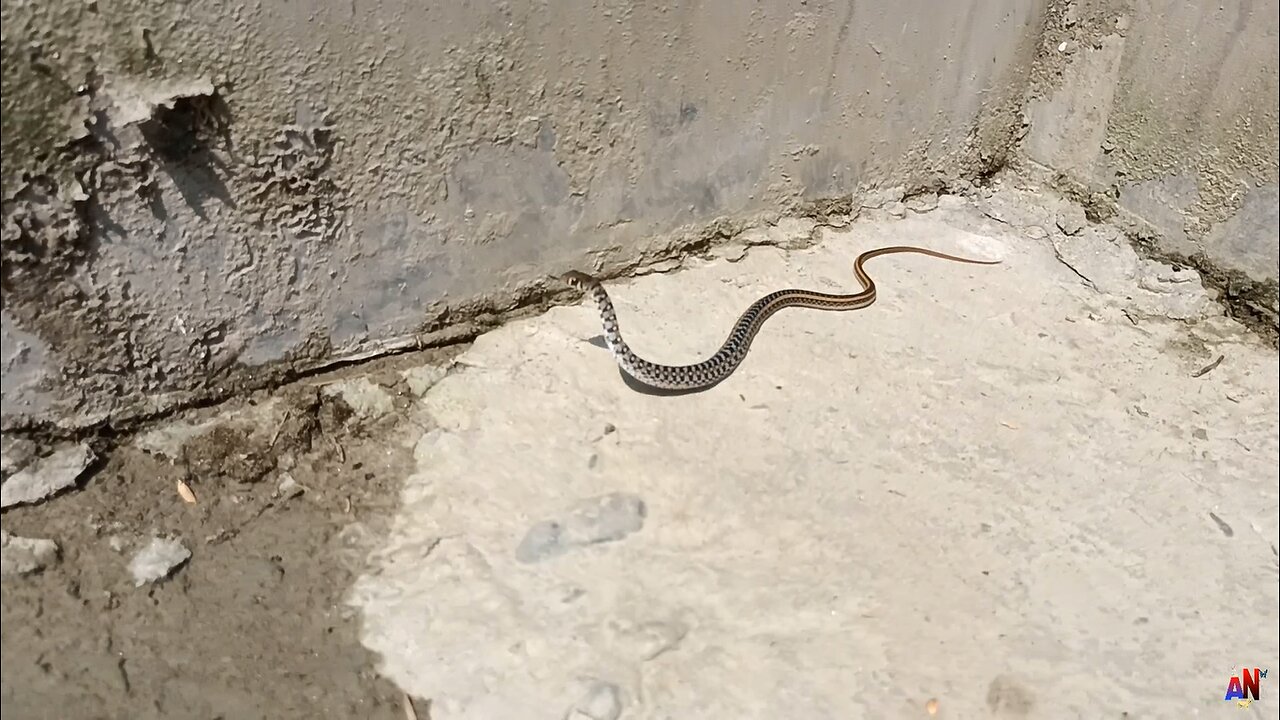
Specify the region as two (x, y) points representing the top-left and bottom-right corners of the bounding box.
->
(1023, 0), (1278, 330)
(1, 0), (1044, 430)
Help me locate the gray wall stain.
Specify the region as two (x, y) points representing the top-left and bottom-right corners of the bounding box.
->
(0, 0), (1123, 430)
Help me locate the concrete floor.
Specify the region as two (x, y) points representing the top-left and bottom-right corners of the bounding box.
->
(347, 182), (1280, 718)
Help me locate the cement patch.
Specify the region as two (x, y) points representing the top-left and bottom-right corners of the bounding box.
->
(350, 185), (1280, 718)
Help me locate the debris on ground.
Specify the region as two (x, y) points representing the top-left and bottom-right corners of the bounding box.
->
(0, 530), (60, 578)
(128, 537), (192, 586)
(0, 443), (96, 509)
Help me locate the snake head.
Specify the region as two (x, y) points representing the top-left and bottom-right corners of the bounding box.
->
(558, 271), (595, 290)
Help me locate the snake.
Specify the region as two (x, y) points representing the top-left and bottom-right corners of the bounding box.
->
(559, 245), (1001, 391)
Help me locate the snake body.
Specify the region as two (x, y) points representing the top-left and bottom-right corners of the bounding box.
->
(560, 245), (1000, 391)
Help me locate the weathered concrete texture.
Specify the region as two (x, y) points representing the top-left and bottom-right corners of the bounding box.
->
(0, 0), (1042, 431)
(350, 186), (1280, 718)
(1024, 0), (1280, 291)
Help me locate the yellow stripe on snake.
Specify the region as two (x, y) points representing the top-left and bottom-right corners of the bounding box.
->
(560, 245), (1000, 391)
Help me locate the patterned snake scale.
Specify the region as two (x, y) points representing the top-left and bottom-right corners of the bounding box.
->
(560, 245), (1001, 391)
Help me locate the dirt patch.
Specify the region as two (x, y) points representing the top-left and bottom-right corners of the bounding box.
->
(0, 349), (454, 719)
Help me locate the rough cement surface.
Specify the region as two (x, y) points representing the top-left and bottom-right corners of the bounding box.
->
(351, 185), (1279, 718)
(1, 0), (1041, 432)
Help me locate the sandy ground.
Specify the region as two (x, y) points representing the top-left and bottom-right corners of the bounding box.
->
(2, 180), (1277, 719)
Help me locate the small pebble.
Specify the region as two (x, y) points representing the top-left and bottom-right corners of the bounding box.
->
(277, 472), (305, 498)
(128, 537), (191, 587)
(0, 530), (60, 577)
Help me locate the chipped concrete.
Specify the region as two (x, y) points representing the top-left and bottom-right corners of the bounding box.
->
(0, 442), (96, 508)
(349, 185), (1279, 718)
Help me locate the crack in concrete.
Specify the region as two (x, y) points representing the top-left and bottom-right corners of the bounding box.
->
(1050, 240), (1098, 290)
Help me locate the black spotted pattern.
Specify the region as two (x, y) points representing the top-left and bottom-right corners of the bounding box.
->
(564, 246), (999, 389)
